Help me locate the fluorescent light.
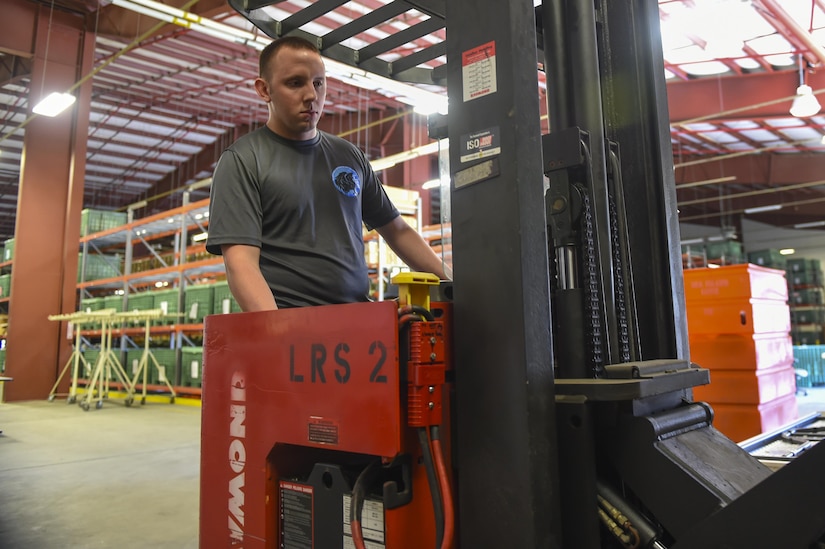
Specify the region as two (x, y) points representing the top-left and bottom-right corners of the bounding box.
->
(191, 232), (208, 242)
(794, 220), (825, 229)
(779, 248), (795, 255)
(680, 238), (705, 245)
(790, 84), (821, 118)
(32, 92), (77, 117)
(744, 204), (782, 214)
(370, 142), (440, 171)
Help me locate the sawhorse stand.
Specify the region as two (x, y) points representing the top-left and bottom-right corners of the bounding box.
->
(79, 311), (133, 411)
(48, 310), (111, 405)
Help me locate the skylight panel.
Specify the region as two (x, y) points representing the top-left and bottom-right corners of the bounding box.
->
(739, 129), (782, 142)
(698, 130), (739, 144)
(683, 61), (731, 75)
(779, 127), (821, 142)
(723, 120), (760, 130)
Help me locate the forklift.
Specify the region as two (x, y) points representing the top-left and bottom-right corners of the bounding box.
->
(200, 1), (825, 547)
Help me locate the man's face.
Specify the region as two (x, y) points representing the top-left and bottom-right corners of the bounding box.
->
(255, 47), (326, 140)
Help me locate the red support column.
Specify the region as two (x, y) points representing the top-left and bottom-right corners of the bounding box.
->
(4, 3), (93, 401)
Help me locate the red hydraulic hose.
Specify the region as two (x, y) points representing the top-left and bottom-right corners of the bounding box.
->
(431, 433), (455, 549)
(352, 520), (367, 549)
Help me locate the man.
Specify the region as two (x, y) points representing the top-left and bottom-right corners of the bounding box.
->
(206, 36), (448, 311)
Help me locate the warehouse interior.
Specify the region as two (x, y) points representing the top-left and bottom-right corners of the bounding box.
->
(2, 0), (825, 548)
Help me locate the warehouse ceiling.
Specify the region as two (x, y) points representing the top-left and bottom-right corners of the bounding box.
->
(2, 0), (825, 242)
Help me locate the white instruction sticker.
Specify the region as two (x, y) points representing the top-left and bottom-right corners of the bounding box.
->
(462, 41), (497, 102)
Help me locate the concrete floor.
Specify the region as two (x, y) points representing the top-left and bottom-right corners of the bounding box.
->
(0, 388), (823, 549)
(0, 397), (200, 549)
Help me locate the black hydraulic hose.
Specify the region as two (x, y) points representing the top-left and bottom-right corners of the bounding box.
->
(418, 427), (445, 548)
(351, 460), (380, 549)
(399, 304), (435, 322)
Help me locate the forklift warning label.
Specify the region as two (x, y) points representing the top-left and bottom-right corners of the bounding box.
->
(462, 41), (497, 102)
(343, 495), (386, 549)
(280, 481), (314, 549)
(308, 417), (340, 445)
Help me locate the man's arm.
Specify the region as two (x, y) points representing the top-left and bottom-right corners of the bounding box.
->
(221, 244), (278, 311)
(375, 216), (451, 280)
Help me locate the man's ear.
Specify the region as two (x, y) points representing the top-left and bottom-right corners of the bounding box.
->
(254, 78), (270, 102)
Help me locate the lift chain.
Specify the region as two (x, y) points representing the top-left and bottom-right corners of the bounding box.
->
(580, 189), (605, 376)
(608, 194), (631, 363)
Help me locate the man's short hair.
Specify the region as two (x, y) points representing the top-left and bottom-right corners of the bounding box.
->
(259, 36), (321, 79)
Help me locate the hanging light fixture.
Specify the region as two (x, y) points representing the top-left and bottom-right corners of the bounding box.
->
(32, 92), (76, 117)
(790, 55), (821, 118)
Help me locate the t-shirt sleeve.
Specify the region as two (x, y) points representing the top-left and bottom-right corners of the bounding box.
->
(206, 148), (263, 256)
(358, 151), (399, 230)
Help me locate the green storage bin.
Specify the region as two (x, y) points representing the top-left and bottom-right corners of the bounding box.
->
(789, 269), (823, 287)
(0, 347), (5, 373)
(152, 288), (180, 325)
(82, 348), (100, 380)
(705, 241), (743, 262)
(787, 258), (822, 273)
(211, 281), (242, 315)
(80, 208), (127, 236)
(78, 253), (122, 282)
(101, 295), (124, 313)
(184, 285), (214, 324)
(0, 273), (10, 299)
(181, 346), (204, 388)
(791, 288), (824, 306)
(126, 292), (155, 312)
(792, 326), (824, 347)
(3, 238), (14, 262)
(747, 249), (787, 269)
(791, 307), (825, 325)
(124, 348), (145, 382)
(148, 347), (177, 386)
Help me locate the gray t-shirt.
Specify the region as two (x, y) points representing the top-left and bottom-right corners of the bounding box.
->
(206, 126), (399, 308)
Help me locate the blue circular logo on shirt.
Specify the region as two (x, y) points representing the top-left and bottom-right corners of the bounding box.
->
(332, 166), (361, 197)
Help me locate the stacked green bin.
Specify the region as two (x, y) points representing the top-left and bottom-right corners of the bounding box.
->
(184, 284), (214, 323)
(80, 208), (127, 236)
(181, 346), (204, 388)
(153, 288), (180, 325)
(124, 348), (145, 382)
(3, 238), (14, 262)
(125, 291), (156, 327)
(82, 348), (100, 380)
(78, 253), (122, 282)
(705, 240), (743, 264)
(101, 295), (124, 312)
(126, 292), (155, 312)
(746, 249), (787, 269)
(149, 347), (177, 386)
(0, 273), (10, 299)
(212, 281), (242, 315)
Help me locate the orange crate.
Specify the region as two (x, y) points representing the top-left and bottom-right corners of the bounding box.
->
(684, 263), (787, 302)
(686, 298), (790, 335)
(692, 363), (796, 405)
(709, 393), (799, 443)
(688, 333), (793, 371)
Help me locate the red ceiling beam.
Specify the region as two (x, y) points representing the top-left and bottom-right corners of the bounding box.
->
(666, 69), (825, 122)
(675, 152), (825, 186)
